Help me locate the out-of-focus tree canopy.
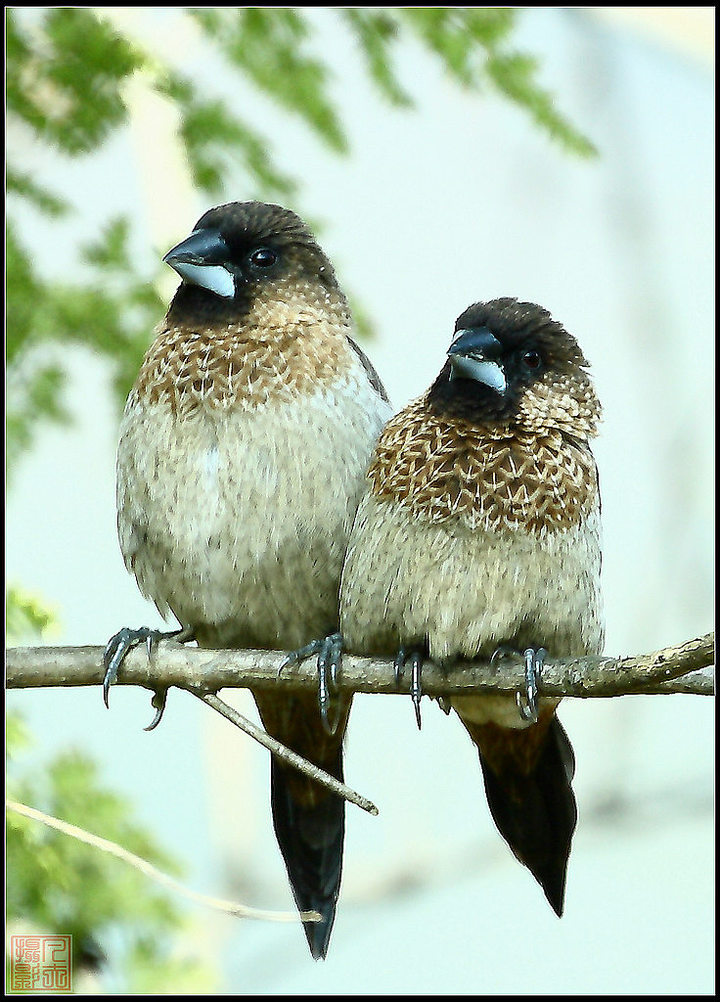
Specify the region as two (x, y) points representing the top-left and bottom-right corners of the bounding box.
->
(6, 7), (596, 478)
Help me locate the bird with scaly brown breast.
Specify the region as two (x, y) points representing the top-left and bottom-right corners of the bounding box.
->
(339, 298), (604, 915)
(102, 201), (391, 958)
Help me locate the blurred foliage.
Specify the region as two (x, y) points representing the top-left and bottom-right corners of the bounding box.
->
(6, 586), (59, 643)
(6, 711), (217, 993)
(192, 8), (597, 158)
(6, 6), (597, 474)
(6, 216), (166, 480)
(6, 591), (216, 991)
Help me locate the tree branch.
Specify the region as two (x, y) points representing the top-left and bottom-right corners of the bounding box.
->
(7, 634), (713, 815)
(5, 632), (715, 698)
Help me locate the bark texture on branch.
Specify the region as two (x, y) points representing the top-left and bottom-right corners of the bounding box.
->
(6, 632), (714, 697)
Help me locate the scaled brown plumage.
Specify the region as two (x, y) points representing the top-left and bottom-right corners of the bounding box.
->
(368, 398), (599, 534)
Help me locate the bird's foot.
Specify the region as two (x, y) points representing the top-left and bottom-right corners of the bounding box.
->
(516, 647), (546, 724)
(394, 646), (425, 730)
(489, 645), (546, 724)
(280, 633), (344, 736)
(102, 625), (193, 729)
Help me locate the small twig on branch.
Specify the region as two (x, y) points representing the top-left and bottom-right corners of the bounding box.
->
(5, 799), (320, 924)
(194, 690), (378, 816)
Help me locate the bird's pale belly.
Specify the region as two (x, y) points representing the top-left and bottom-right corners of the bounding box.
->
(342, 494), (604, 658)
(118, 392), (376, 650)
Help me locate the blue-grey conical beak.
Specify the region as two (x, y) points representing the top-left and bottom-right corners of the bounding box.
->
(447, 327), (507, 393)
(163, 228), (235, 299)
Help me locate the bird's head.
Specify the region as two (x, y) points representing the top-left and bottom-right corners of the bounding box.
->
(429, 298), (600, 436)
(163, 201), (343, 322)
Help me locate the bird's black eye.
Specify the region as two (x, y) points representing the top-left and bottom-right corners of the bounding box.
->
(248, 247), (278, 269)
(522, 349), (542, 370)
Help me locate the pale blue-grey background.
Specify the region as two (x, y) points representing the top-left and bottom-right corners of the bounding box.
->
(6, 8), (714, 994)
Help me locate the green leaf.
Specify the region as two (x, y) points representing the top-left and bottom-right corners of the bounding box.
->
(156, 70), (297, 198)
(6, 711), (34, 760)
(191, 8), (348, 152)
(398, 7), (598, 157)
(341, 10), (413, 107)
(6, 169), (70, 217)
(7, 8), (143, 155)
(486, 51), (598, 157)
(6, 587), (59, 645)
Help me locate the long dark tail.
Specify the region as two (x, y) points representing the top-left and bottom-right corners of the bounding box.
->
(462, 711), (577, 916)
(271, 751), (345, 958)
(255, 692), (350, 959)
